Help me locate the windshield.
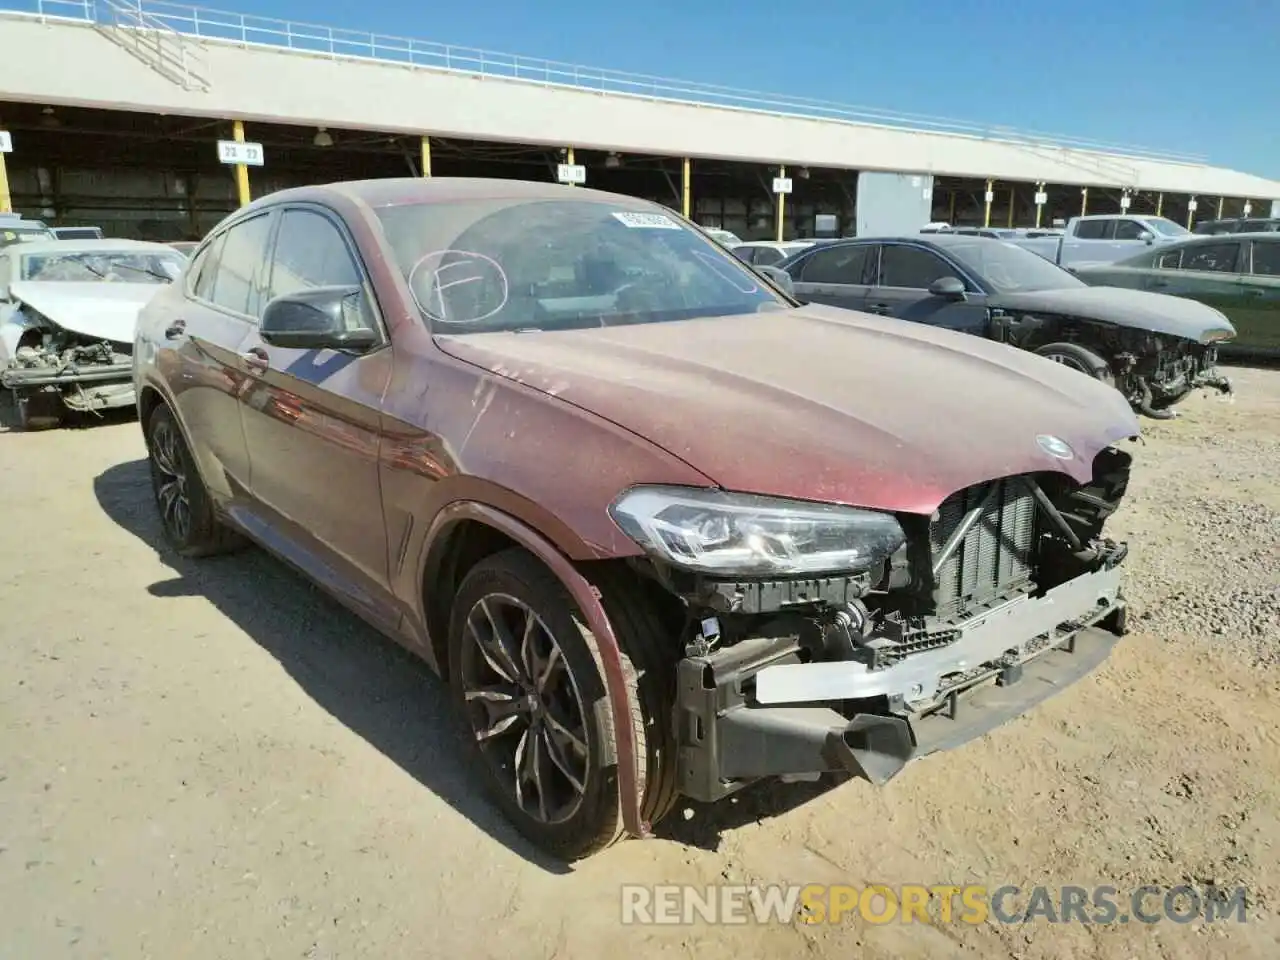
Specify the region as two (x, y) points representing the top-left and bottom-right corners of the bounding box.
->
(20, 250), (186, 283)
(1141, 217), (1189, 237)
(375, 199), (787, 334)
(942, 239), (1086, 293)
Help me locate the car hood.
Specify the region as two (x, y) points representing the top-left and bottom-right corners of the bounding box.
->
(9, 280), (163, 344)
(435, 304), (1140, 515)
(990, 285), (1236, 342)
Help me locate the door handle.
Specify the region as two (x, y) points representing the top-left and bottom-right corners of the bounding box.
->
(163, 319), (187, 339)
(867, 302), (892, 314)
(240, 347), (269, 373)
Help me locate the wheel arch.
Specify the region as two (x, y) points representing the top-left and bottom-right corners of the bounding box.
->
(418, 499), (647, 839)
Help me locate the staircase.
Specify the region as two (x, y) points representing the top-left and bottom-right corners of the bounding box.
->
(92, 0), (210, 91)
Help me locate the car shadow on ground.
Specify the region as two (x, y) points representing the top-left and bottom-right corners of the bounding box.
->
(92, 457), (572, 875)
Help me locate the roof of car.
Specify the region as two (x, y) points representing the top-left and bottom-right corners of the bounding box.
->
(257, 176), (660, 211)
(11, 238), (182, 256)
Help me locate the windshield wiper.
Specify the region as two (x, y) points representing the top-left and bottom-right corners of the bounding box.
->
(106, 261), (174, 283)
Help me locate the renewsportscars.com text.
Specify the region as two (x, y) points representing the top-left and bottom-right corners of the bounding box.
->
(620, 883), (1249, 926)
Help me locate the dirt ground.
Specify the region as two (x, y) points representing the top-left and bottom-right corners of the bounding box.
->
(1, 367), (1278, 960)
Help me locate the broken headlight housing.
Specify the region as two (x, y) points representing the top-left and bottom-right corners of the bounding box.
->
(608, 485), (906, 577)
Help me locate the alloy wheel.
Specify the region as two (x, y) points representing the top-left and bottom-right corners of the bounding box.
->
(459, 593), (591, 825)
(150, 419), (192, 543)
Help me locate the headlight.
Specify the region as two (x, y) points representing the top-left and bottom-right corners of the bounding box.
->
(608, 485), (906, 577)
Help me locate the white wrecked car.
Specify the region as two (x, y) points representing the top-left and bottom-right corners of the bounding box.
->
(0, 239), (186, 429)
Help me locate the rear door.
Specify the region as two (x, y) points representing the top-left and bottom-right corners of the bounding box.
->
(1061, 217), (1119, 266)
(786, 242), (873, 310)
(1235, 239), (1280, 355)
(864, 242), (990, 335)
(1143, 239), (1248, 324)
(169, 211), (276, 504)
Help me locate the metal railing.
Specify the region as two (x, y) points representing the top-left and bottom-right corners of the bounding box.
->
(91, 0), (209, 90)
(6, 0), (1209, 169)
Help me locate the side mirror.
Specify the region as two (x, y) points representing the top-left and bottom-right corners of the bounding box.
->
(755, 264), (795, 296)
(928, 276), (966, 299)
(260, 285), (379, 351)
(1138, 231), (1155, 244)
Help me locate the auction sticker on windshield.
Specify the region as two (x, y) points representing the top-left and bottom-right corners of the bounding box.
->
(611, 211), (682, 230)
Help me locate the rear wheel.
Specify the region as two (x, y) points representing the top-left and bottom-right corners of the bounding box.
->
(146, 403), (243, 557)
(1034, 342), (1115, 386)
(447, 548), (676, 861)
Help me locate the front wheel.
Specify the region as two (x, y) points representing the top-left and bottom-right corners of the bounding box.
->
(1034, 342), (1115, 386)
(447, 548), (673, 861)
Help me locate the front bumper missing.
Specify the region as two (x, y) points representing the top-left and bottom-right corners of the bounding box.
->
(674, 566), (1126, 803)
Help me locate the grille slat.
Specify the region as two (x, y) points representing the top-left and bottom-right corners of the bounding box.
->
(929, 478), (1037, 621)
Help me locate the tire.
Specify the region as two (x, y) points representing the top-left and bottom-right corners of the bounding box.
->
(1033, 342), (1115, 386)
(145, 403), (243, 557)
(447, 548), (676, 861)
(14, 391), (64, 431)
(1149, 385), (1193, 411)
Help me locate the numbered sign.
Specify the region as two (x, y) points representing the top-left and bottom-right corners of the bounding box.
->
(0, 131), (12, 153)
(1034, 191), (1048, 205)
(1120, 195), (1131, 209)
(1187, 199), (1198, 212)
(772, 177), (793, 195)
(984, 190), (995, 203)
(557, 163), (586, 185)
(217, 140), (265, 166)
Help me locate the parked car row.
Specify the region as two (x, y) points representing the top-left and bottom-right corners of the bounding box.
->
(1, 177), (1260, 866)
(771, 233), (1234, 418)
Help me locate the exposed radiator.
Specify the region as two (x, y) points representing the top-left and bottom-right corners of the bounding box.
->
(929, 477), (1037, 621)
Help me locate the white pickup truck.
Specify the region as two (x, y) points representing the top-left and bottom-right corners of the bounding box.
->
(1006, 213), (1191, 268)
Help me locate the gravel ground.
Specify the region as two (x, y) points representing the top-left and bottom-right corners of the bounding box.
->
(0, 368), (1277, 960)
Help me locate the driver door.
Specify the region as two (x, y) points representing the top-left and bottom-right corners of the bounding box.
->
(864, 243), (990, 334)
(236, 204), (398, 632)
(786, 242), (873, 310)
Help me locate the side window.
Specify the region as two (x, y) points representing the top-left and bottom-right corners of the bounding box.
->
(1155, 249), (1183, 269)
(1074, 219), (1111, 240)
(797, 245), (870, 284)
(1182, 242), (1241, 274)
(753, 247), (784, 266)
(1114, 219), (1149, 240)
(878, 245), (961, 289)
(732, 247), (756, 265)
(266, 208), (371, 331)
(187, 234), (220, 300)
(0, 254), (10, 298)
(1250, 242), (1280, 278)
(208, 213), (274, 318)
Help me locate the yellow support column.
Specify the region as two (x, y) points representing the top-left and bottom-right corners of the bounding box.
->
(420, 136), (432, 177)
(1156, 193), (1164, 217)
(1080, 187), (1089, 217)
(776, 164), (786, 242)
(1217, 196), (1225, 219)
(983, 178), (994, 227)
(231, 120), (251, 208)
(566, 147), (575, 187)
(0, 144), (10, 213)
(1034, 182), (1044, 228)
(947, 190), (956, 223)
(681, 157), (691, 218)
(1006, 187), (1016, 228)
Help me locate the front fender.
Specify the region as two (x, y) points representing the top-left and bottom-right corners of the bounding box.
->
(416, 499), (648, 841)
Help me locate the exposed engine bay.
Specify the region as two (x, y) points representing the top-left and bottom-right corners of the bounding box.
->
(630, 447), (1134, 802)
(992, 311), (1232, 419)
(1, 311), (135, 424)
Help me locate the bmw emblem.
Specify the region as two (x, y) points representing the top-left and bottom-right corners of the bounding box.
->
(1036, 434), (1075, 460)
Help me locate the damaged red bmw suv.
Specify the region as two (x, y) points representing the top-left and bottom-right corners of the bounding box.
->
(133, 178), (1140, 860)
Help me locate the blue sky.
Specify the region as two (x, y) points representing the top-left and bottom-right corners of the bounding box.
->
(251, 0), (1278, 176)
